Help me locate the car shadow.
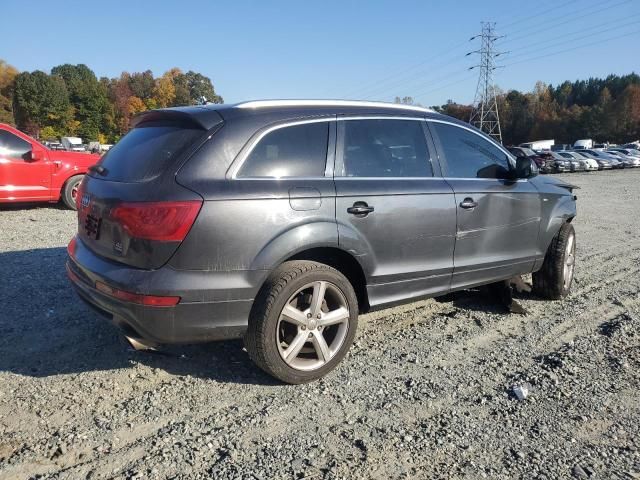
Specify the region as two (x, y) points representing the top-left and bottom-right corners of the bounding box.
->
(0, 202), (67, 211)
(0, 247), (279, 386)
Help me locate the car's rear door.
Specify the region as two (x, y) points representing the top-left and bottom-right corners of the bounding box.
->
(427, 120), (542, 290)
(334, 116), (456, 308)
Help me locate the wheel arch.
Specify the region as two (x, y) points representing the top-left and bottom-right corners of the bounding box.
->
(538, 195), (577, 254)
(284, 247), (370, 313)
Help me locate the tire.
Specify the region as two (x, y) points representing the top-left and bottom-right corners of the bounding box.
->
(533, 222), (576, 300)
(61, 174), (84, 210)
(245, 260), (359, 384)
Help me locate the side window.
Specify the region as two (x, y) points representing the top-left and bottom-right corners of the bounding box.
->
(238, 122), (329, 178)
(340, 119), (432, 177)
(0, 131), (32, 160)
(431, 123), (511, 179)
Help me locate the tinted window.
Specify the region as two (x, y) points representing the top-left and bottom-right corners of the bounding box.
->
(96, 123), (204, 182)
(559, 152), (573, 159)
(239, 122), (329, 178)
(431, 123), (511, 179)
(0, 131), (32, 159)
(340, 119), (432, 177)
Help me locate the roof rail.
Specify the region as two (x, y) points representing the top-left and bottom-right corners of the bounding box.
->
(235, 99), (434, 113)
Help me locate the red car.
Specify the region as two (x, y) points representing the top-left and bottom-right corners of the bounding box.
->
(0, 123), (100, 209)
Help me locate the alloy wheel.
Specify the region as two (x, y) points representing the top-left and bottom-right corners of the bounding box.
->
(276, 281), (350, 371)
(563, 232), (576, 290)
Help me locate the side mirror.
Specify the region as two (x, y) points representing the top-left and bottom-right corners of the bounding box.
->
(514, 157), (537, 179)
(29, 149), (43, 161)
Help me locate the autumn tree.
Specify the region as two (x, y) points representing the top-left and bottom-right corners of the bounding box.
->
(153, 70), (177, 108)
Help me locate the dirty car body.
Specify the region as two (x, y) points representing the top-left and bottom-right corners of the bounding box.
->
(66, 100), (577, 381)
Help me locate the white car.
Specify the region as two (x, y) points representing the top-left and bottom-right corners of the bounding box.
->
(557, 151), (599, 171)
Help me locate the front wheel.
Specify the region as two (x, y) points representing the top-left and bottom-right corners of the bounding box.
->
(245, 261), (359, 384)
(61, 174), (84, 210)
(533, 222), (576, 300)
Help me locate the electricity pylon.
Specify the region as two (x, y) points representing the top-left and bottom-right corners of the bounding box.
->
(468, 22), (506, 143)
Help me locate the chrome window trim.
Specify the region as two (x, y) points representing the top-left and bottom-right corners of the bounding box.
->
(426, 118), (518, 178)
(337, 115), (426, 122)
(334, 176), (444, 181)
(229, 118), (335, 179)
(426, 118), (517, 162)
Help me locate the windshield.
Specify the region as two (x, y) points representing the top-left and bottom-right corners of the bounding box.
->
(559, 152), (573, 159)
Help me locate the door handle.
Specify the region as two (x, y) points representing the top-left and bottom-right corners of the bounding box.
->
(459, 197), (478, 209)
(347, 202), (374, 217)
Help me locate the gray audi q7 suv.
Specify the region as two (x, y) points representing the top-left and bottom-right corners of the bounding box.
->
(67, 100), (578, 383)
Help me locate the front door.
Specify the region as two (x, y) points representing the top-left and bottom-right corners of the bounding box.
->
(334, 117), (457, 308)
(0, 130), (51, 202)
(427, 120), (542, 290)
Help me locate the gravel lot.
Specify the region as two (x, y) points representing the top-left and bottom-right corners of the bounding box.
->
(1, 170), (639, 480)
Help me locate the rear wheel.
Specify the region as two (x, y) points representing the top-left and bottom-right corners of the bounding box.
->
(245, 261), (358, 384)
(533, 222), (576, 300)
(61, 174), (84, 210)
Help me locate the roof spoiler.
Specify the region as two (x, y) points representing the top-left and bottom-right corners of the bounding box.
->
(131, 107), (224, 130)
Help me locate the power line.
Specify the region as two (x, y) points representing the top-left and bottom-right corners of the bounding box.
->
(342, 40), (469, 99)
(357, 0), (633, 102)
(340, 0), (590, 100)
(498, 0), (582, 32)
(497, 0), (632, 47)
(502, 28), (640, 67)
(502, 15), (640, 62)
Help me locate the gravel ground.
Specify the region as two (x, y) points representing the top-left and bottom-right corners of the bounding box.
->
(1, 169), (639, 480)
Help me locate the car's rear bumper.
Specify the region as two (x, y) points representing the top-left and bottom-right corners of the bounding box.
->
(67, 237), (265, 344)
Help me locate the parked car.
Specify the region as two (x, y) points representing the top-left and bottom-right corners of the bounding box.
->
(607, 149), (640, 167)
(538, 151), (570, 173)
(557, 151), (598, 171)
(604, 150), (637, 168)
(507, 146), (544, 169)
(66, 100), (578, 384)
(582, 149), (623, 168)
(549, 151), (585, 172)
(0, 124), (101, 209)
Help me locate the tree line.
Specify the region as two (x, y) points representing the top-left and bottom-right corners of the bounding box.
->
(1, 58), (638, 146)
(0, 59), (222, 143)
(431, 73), (640, 145)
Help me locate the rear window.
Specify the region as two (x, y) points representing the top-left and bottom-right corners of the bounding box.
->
(95, 123), (204, 182)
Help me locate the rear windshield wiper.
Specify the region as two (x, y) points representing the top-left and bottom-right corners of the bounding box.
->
(89, 164), (108, 176)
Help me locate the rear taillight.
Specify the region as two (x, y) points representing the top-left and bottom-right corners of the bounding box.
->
(67, 236), (77, 258)
(95, 281), (181, 307)
(75, 181), (85, 210)
(110, 200), (202, 242)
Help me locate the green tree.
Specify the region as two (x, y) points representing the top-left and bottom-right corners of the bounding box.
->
(0, 59), (18, 125)
(128, 70), (155, 101)
(183, 70), (223, 104)
(13, 70), (71, 136)
(51, 64), (109, 141)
